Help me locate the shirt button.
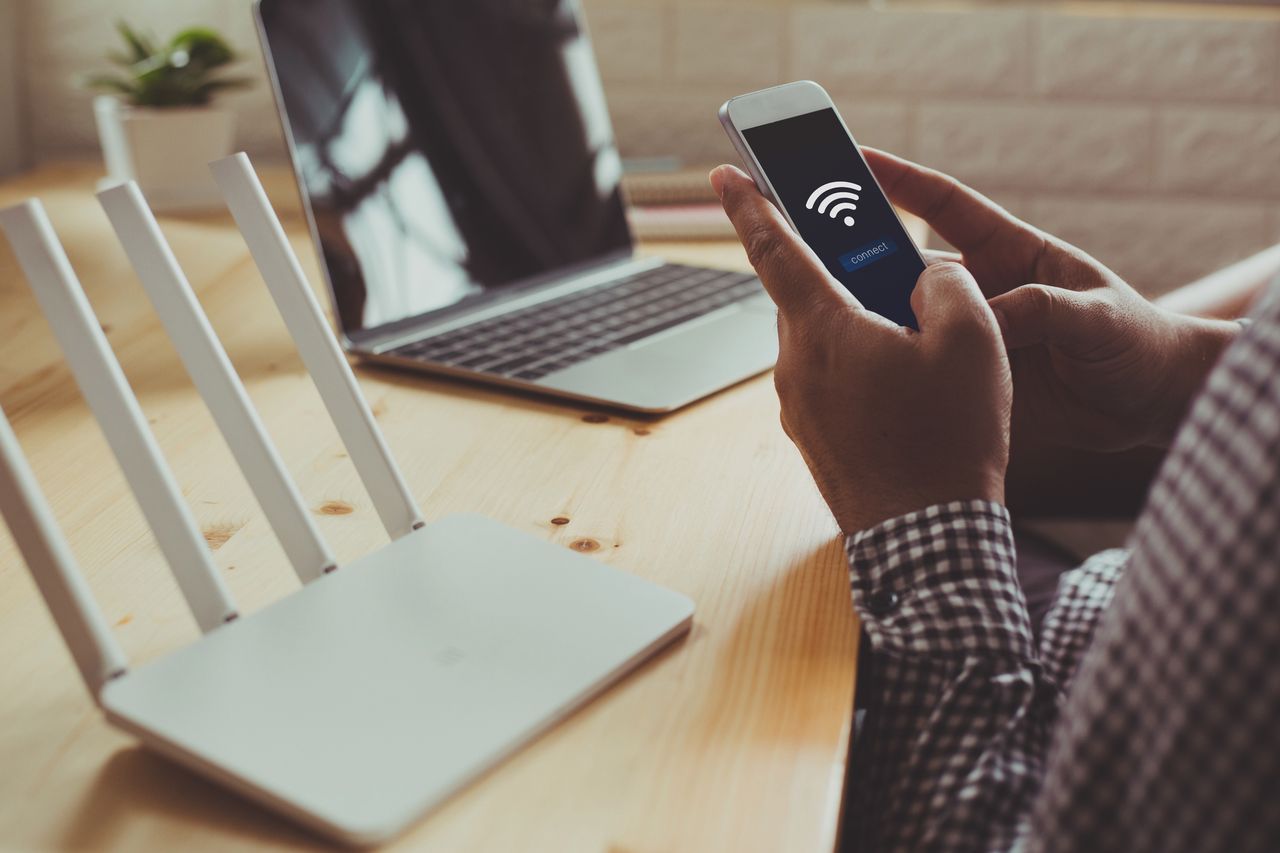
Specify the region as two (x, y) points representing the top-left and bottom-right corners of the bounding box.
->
(866, 589), (900, 616)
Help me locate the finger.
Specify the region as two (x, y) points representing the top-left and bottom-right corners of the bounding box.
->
(910, 261), (999, 339)
(988, 283), (1102, 350)
(922, 248), (963, 266)
(710, 164), (860, 319)
(863, 148), (1030, 256)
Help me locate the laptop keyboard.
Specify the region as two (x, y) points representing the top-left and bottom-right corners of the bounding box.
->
(387, 264), (762, 381)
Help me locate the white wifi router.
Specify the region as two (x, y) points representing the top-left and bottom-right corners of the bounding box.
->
(0, 154), (693, 847)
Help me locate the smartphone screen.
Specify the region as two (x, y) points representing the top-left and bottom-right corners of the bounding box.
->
(741, 108), (925, 328)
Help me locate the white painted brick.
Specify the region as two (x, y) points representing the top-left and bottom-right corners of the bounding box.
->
(673, 6), (784, 87)
(915, 102), (1154, 193)
(1156, 107), (1280, 198)
(220, 0), (262, 55)
(790, 6), (1031, 96)
(826, 97), (910, 156)
(584, 3), (667, 83)
(606, 84), (907, 167)
(1037, 13), (1280, 103)
(1027, 196), (1272, 297)
(27, 0), (226, 67)
(608, 88), (738, 164)
(217, 0), (287, 160)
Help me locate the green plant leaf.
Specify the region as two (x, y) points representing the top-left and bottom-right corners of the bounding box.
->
(115, 21), (156, 63)
(191, 76), (254, 102)
(87, 20), (251, 107)
(204, 76), (254, 90)
(131, 52), (176, 83)
(170, 28), (236, 69)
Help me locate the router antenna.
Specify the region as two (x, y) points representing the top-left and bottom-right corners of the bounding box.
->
(0, 405), (129, 698)
(0, 200), (238, 632)
(97, 182), (337, 583)
(210, 153), (424, 539)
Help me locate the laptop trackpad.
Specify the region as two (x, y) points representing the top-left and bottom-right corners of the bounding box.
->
(537, 307), (778, 412)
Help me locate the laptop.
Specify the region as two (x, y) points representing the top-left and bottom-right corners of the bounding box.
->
(255, 0), (778, 414)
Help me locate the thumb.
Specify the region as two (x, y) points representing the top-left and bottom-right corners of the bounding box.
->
(709, 164), (857, 320)
(988, 284), (1100, 350)
(910, 261), (999, 339)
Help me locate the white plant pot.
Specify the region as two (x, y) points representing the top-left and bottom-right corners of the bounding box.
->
(94, 95), (236, 212)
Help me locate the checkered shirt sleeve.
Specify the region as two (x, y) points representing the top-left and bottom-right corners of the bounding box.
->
(1037, 548), (1126, 692)
(841, 279), (1280, 853)
(842, 500), (1059, 853)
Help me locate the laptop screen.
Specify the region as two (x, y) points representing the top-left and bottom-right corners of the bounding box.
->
(257, 0), (632, 339)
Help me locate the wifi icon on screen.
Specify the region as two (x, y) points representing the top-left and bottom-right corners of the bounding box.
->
(806, 181), (862, 227)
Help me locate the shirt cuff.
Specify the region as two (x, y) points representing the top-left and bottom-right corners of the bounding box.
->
(845, 499), (1034, 661)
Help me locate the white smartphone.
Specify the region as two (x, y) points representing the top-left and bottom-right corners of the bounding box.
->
(719, 80), (927, 328)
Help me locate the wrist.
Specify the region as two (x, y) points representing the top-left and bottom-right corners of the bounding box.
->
(834, 468), (1006, 535)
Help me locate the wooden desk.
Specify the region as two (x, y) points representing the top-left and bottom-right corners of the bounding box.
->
(0, 163), (862, 852)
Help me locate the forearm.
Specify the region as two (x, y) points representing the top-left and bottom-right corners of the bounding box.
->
(1155, 243), (1280, 319)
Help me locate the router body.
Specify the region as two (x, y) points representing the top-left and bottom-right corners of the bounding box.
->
(103, 515), (691, 845)
(0, 155), (694, 847)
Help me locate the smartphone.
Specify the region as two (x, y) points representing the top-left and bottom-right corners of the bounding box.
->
(719, 81), (926, 328)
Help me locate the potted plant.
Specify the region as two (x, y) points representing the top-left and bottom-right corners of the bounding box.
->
(86, 22), (251, 211)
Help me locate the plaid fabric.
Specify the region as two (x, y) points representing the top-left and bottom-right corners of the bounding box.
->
(842, 281), (1280, 852)
(1036, 548), (1125, 693)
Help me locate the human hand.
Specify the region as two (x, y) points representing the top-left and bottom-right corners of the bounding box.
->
(864, 149), (1239, 451)
(710, 164), (1011, 534)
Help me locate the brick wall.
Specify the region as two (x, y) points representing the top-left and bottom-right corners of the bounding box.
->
(588, 1), (1280, 295)
(17, 0), (1280, 294)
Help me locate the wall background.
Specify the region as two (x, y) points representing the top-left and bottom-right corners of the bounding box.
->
(9, 0), (1280, 295)
(0, 0), (25, 176)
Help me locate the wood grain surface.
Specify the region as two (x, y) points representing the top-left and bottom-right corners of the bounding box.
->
(0, 163), (874, 852)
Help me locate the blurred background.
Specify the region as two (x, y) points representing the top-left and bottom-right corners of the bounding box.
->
(0, 0), (1277, 296)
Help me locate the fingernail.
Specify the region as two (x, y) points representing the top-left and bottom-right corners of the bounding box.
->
(708, 166), (727, 200)
(992, 307), (1009, 335)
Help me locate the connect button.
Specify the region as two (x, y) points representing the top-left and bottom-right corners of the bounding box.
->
(839, 238), (898, 273)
